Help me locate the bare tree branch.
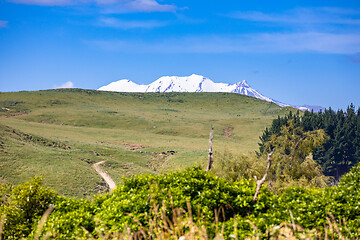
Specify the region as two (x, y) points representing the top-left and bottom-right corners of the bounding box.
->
(252, 151), (273, 203)
(205, 126), (214, 171)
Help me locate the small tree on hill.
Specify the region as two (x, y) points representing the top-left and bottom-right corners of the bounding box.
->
(261, 120), (330, 192)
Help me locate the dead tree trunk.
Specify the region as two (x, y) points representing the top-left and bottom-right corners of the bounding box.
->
(205, 126), (214, 171)
(252, 151), (273, 203)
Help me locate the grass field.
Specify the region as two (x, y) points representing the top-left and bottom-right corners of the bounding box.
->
(0, 89), (293, 197)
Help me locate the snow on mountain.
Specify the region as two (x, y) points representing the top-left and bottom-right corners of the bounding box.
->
(145, 74), (222, 92)
(98, 74), (295, 109)
(98, 79), (148, 92)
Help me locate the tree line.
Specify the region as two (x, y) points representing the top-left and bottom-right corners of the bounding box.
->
(259, 104), (360, 180)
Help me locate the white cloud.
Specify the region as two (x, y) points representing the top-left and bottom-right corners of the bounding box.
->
(229, 7), (360, 26)
(85, 32), (360, 54)
(98, 17), (168, 29)
(123, 0), (175, 12)
(100, 0), (176, 13)
(6, 0), (177, 12)
(0, 21), (8, 27)
(7, 0), (76, 6)
(55, 81), (74, 89)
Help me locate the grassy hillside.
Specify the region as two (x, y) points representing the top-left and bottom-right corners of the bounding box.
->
(0, 89), (292, 197)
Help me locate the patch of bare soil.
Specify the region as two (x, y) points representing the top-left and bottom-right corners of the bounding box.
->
(93, 161), (116, 191)
(223, 126), (234, 137)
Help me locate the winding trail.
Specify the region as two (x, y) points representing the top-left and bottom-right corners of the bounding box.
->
(92, 161), (116, 191)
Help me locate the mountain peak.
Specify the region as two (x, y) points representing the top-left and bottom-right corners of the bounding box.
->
(236, 80), (250, 88)
(190, 74), (204, 78)
(239, 80), (250, 87)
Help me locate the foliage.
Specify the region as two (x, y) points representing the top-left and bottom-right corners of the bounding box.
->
(0, 177), (57, 239)
(92, 166), (271, 235)
(210, 151), (264, 182)
(1, 164), (360, 239)
(212, 120), (330, 193)
(263, 120), (330, 192)
(259, 105), (360, 180)
(258, 111), (302, 155)
(35, 166), (272, 239)
(324, 162), (360, 235)
(41, 197), (96, 239)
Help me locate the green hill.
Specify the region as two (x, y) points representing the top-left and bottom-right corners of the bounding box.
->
(0, 89), (292, 197)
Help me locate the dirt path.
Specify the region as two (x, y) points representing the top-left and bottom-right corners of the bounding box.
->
(92, 161), (116, 191)
(223, 126), (234, 137)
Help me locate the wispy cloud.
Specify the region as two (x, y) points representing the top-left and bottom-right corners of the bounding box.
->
(98, 17), (167, 29)
(7, 0), (177, 12)
(7, 0), (125, 6)
(85, 32), (360, 54)
(55, 81), (74, 88)
(119, 0), (176, 13)
(220, 7), (360, 56)
(0, 21), (8, 27)
(7, 0), (76, 6)
(228, 7), (360, 26)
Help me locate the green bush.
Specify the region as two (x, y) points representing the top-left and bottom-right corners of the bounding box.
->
(1, 164), (360, 239)
(324, 163), (360, 237)
(93, 166), (272, 235)
(255, 163), (360, 238)
(42, 197), (96, 239)
(210, 151), (264, 182)
(0, 177), (57, 239)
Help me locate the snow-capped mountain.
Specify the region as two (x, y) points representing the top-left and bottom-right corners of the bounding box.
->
(98, 79), (148, 92)
(98, 74), (311, 110)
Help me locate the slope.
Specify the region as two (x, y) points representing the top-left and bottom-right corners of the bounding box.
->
(0, 89), (293, 197)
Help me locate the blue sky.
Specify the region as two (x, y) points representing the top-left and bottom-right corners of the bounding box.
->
(0, 0), (359, 109)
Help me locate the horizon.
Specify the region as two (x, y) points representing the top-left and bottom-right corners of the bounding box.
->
(1, 72), (359, 111)
(0, 0), (359, 110)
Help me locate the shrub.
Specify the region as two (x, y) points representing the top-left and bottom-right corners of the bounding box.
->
(0, 177), (57, 239)
(42, 197), (96, 239)
(1, 164), (360, 239)
(93, 166), (272, 236)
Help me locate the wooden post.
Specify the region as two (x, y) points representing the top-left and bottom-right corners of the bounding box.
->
(205, 126), (214, 171)
(252, 151), (273, 203)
